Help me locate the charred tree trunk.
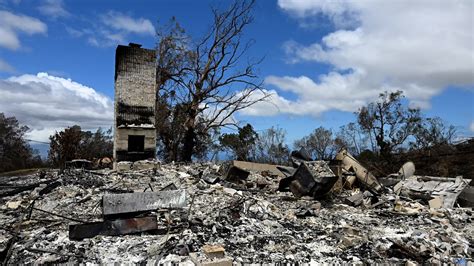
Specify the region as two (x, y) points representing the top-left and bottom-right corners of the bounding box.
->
(181, 127), (196, 162)
(180, 103), (198, 162)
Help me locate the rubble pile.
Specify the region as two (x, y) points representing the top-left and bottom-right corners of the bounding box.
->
(0, 157), (472, 264)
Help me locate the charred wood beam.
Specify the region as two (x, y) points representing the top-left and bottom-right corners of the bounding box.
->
(0, 180), (57, 198)
(69, 216), (158, 240)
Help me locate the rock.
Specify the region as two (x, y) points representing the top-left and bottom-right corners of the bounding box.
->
(344, 193), (364, 207)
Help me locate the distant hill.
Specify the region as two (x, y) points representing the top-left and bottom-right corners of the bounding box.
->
(29, 142), (49, 159)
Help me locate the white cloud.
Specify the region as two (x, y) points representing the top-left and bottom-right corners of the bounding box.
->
(67, 11), (155, 47)
(470, 122), (474, 133)
(102, 11), (155, 36)
(244, 71), (374, 117)
(251, 0), (474, 117)
(278, 0), (349, 18)
(238, 89), (295, 116)
(0, 10), (47, 50)
(38, 0), (70, 18)
(0, 72), (113, 141)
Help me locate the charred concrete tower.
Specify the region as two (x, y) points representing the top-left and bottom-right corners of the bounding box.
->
(113, 43), (156, 163)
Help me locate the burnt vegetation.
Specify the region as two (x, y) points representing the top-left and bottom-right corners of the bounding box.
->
(154, 0), (268, 162)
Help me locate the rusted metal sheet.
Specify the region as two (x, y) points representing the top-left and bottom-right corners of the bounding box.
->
(69, 216), (157, 240)
(102, 190), (186, 216)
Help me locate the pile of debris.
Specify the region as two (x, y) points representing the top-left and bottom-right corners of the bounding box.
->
(0, 153), (472, 264)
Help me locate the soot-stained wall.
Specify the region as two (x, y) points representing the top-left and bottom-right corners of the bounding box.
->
(113, 43), (157, 163)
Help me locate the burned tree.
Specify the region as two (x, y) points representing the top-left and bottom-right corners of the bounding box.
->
(254, 126), (290, 165)
(155, 0), (268, 162)
(410, 116), (456, 150)
(294, 126), (336, 160)
(357, 91), (421, 158)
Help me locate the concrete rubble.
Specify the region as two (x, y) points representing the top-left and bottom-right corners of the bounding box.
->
(0, 160), (473, 264)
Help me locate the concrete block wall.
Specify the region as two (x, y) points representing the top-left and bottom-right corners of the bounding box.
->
(115, 127), (156, 161)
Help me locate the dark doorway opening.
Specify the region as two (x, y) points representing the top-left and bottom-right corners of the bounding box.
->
(128, 135), (145, 152)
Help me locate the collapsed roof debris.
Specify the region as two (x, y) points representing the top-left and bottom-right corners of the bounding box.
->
(394, 175), (471, 208)
(0, 156), (472, 264)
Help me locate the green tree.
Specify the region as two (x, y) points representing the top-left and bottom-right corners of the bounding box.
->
(219, 123), (257, 161)
(49, 126), (113, 167)
(78, 127), (113, 159)
(0, 113), (41, 172)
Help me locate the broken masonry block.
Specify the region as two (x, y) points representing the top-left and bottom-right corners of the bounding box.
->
(133, 160), (159, 171)
(231, 160), (285, 177)
(428, 196), (444, 209)
(200, 168), (220, 184)
(343, 174), (357, 188)
(290, 161), (338, 199)
(344, 192), (364, 207)
(291, 147), (312, 161)
(398, 161), (415, 179)
(290, 147), (312, 168)
(225, 165), (250, 181)
(69, 216), (158, 240)
(276, 166), (297, 178)
(102, 190), (186, 216)
(458, 186), (474, 207)
(116, 161), (132, 172)
(335, 149), (383, 193)
(202, 245), (225, 259)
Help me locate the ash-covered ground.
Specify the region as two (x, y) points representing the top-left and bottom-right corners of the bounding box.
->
(0, 162), (472, 264)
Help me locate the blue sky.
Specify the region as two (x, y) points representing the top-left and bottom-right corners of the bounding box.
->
(0, 0), (473, 149)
